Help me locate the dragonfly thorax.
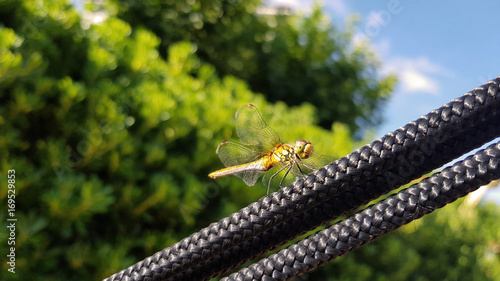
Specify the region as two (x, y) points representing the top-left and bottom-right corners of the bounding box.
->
(271, 143), (296, 164)
(270, 139), (314, 164)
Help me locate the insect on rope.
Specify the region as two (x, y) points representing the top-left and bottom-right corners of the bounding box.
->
(208, 104), (331, 194)
(104, 77), (500, 281)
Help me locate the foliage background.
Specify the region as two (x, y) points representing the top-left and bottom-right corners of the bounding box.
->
(0, 0), (498, 280)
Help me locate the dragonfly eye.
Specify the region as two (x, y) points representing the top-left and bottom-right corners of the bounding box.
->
(295, 139), (313, 159)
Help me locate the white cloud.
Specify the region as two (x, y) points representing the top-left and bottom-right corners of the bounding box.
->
(263, 0), (315, 12)
(264, 0), (451, 96)
(351, 32), (452, 96)
(400, 69), (439, 94)
(383, 56), (454, 95)
(263, 0), (349, 16)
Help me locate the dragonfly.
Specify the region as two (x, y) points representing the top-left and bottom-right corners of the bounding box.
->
(208, 104), (332, 194)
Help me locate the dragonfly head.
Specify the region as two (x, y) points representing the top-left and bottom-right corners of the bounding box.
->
(294, 139), (314, 159)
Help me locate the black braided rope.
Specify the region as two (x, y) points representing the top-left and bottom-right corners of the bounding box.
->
(173, 113), (500, 281)
(104, 77), (500, 281)
(223, 140), (500, 280)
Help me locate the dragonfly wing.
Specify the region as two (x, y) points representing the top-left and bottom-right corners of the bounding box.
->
(299, 154), (336, 173)
(240, 170), (265, 186)
(215, 140), (265, 186)
(235, 104), (281, 151)
(216, 140), (261, 167)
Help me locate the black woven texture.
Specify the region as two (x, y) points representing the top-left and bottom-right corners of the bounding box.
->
(104, 77), (500, 281)
(223, 140), (500, 281)
(175, 111), (500, 281)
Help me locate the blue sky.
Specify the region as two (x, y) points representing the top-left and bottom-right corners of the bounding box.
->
(266, 0), (500, 203)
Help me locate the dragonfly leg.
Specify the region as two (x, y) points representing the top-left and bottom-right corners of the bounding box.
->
(278, 165), (292, 188)
(267, 164), (290, 195)
(294, 162), (306, 179)
(290, 161), (301, 177)
(293, 159), (320, 180)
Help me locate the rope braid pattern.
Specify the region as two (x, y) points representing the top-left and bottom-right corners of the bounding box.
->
(104, 77), (500, 281)
(223, 140), (500, 281)
(174, 111), (500, 281)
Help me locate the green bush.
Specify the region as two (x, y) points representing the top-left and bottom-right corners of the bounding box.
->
(113, 0), (396, 135)
(0, 1), (352, 279)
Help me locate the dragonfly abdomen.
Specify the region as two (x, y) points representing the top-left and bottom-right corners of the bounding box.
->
(208, 158), (271, 179)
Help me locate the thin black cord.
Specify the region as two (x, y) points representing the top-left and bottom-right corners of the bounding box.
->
(104, 77), (500, 281)
(223, 140), (500, 281)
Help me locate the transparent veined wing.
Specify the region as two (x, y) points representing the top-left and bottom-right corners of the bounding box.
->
(235, 104), (281, 151)
(299, 153), (335, 172)
(215, 140), (267, 186)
